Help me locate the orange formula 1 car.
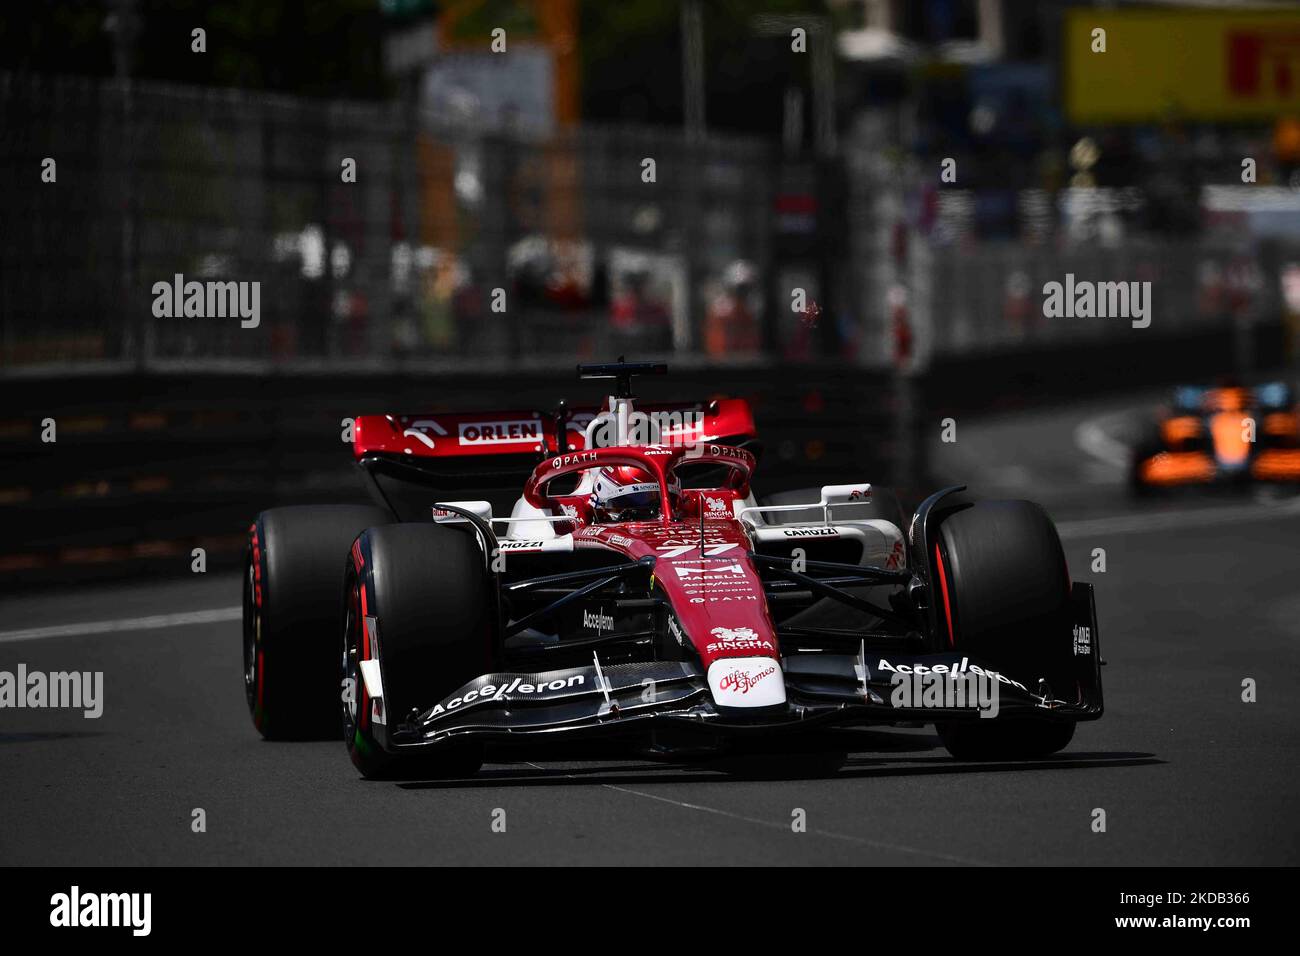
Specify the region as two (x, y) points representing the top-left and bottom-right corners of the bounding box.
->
(1130, 381), (1300, 493)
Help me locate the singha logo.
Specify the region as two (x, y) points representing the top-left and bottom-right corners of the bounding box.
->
(705, 624), (773, 654)
(705, 496), (728, 513)
(710, 625), (757, 642)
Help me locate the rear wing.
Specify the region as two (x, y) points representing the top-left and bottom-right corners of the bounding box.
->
(352, 399), (758, 521)
(352, 399), (756, 461)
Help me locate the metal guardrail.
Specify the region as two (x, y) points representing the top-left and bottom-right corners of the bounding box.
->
(5, 73), (1292, 377)
(920, 238), (1275, 358)
(1, 73), (789, 369)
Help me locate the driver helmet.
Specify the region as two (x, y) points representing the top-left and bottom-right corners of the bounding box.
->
(723, 259), (756, 291)
(591, 466), (680, 522)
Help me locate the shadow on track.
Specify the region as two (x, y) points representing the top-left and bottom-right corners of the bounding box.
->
(392, 731), (1161, 790)
(0, 731), (105, 744)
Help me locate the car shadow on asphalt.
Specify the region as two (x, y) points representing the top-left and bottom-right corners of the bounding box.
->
(0, 731), (106, 744)
(395, 734), (1162, 790)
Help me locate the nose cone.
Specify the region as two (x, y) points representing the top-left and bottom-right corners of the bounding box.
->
(1210, 411), (1250, 469)
(707, 657), (787, 708)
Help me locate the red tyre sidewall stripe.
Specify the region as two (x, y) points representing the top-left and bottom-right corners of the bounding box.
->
(251, 524), (263, 608)
(256, 649), (265, 715)
(251, 522), (266, 726)
(351, 540), (370, 732)
(933, 541), (956, 649)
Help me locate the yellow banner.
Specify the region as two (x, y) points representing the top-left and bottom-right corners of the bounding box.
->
(1065, 9), (1300, 122)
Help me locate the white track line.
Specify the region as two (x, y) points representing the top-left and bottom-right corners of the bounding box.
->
(523, 761), (989, 865)
(0, 606), (240, 644)
(1073, 411), (1134, 471)
(601, 782), (991, 865)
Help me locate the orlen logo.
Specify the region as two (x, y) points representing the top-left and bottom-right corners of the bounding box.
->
(706, 444), (752, 463)
(718, 665), (776, 695)
(459, 419), (541, 445)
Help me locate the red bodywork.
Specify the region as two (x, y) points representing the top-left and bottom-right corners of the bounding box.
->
(354, 397), (777, 681)
(351, 399), (756, 461)
(522, 443), (777, 675)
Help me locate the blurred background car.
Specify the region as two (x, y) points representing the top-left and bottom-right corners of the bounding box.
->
(1130, 379), (1300, 492)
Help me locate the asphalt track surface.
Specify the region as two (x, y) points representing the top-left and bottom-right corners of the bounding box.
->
(3, 394), (1298, 865)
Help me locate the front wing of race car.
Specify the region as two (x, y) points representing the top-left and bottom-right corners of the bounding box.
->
(1136, 448), (1300, 486)
(367, 584), (1103, 755)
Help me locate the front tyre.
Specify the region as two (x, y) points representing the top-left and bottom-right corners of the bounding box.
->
(930, 499), (1076, 760)
(936, 717), (1074, 761)
(343, 523), (496, 779)
(244, 505), (392, 740)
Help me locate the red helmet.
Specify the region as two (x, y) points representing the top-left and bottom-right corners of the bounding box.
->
(590, 466), (679, 522)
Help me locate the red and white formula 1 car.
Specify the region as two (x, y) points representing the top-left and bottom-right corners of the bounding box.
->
(243, 362), (1103, 777)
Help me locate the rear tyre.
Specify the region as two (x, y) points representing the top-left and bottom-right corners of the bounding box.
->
(244, 505), (392, 740)
(930, 500), (1076, 760)
(343, 523), (496, 779)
